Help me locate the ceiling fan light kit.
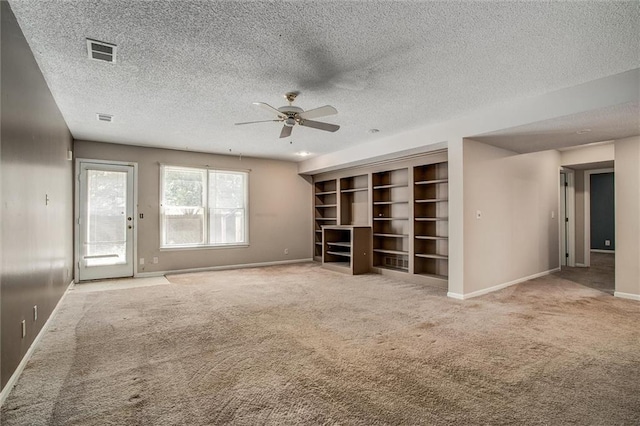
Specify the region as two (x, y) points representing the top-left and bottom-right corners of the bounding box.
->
(236, 92), (340, 138)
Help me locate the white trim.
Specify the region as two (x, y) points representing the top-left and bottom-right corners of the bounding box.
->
(576, 263), (586, 267)
(446, 292), (465, 300)
(583, 168), (615, 267)
(591, 249), (615, 254)
(0, 280), (75, 407)
(559, 168), (576, 267)
(446, 268), (560, 300)
(614, 292), (640, 301)
(136, 258), (314, 278)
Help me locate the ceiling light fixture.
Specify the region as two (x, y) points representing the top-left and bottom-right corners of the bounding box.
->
(296, 151), (311, 157)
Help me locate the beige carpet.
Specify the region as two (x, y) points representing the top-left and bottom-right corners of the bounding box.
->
(2, 263), (639, 425)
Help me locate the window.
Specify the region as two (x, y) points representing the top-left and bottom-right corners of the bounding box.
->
(161, 165), (248, 248)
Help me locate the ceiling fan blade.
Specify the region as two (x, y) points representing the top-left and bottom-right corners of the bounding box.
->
(235, 119), (282, 125)
(280, 125), (293, 138)
(253, 102), (285, 118)
(298, 105), (338, 120)
(298, 119), (340, 133)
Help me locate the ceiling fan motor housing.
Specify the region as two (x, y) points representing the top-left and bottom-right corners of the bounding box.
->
(278, 105), (303, 127)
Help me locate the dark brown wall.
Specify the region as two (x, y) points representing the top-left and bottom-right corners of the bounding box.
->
(1, 1), (74, 390)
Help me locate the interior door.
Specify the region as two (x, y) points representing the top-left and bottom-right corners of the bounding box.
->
(78, 162), (135, 281)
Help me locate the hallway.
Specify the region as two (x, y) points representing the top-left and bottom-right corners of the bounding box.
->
(555, 252), (615, 295)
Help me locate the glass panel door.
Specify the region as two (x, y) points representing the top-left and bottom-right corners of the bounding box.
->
(78, 162), (134, 281)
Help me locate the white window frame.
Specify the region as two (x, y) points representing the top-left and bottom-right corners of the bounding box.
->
(160, 165), (249, 249)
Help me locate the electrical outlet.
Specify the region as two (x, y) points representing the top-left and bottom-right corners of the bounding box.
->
(140, 258), (145, 265)
(551, 211), (555, 219)
(21, 320), (26, 338)
(605, 240), (611, 247)
(153, 257), (158, 264)
(34, 305), (38, 321)
(284, 248), (289, 255)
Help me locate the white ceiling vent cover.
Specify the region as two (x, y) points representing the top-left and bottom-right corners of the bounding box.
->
(86, 39), (116, 63)
(96, 113), (113, 122)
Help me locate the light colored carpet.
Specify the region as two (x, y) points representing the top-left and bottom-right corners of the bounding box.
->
(556, 251), (615, 295)
(2, 263), (639, 425)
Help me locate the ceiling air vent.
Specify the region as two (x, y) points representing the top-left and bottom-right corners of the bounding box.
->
(96, 113), (113, 122)
(86, 39), (117, 63)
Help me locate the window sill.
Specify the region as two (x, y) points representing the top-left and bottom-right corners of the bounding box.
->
(160, 244), (250, 252)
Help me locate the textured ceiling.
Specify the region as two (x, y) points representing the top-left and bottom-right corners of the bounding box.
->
(8, 0), (640, 161)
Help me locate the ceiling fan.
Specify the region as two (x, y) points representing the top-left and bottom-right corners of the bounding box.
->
(235, 92), (340, 138)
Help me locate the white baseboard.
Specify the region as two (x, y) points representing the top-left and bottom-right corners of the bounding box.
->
(447, 268), (560, 300)
(575, 263), (586, 267)
(136, 258), (314, 278)
(614, 291), (640, 301)
(0, 279), (75, 407)
(446, 292), (465, 300)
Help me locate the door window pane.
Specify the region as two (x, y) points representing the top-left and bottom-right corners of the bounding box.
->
(85, 170), (127, 266)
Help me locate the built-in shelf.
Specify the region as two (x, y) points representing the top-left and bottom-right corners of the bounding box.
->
(313, 154), (449, 287)
(314, 179), (338, 259)
(373, 200), (408, 205)
(415, 235), (448, 240)
(414, 161), (449, 278)
(340, 174), (369, 226)
(340, 187), (367, 193)
(415, 253), (448, 260)
(328, 241), (351, 248)
(415, 198), (448, 203)
(374, 248), (408, 255)
(415, 179), (448, 185)
(373, 183), (408, 190)
(372, 168), (409, 273)
(327, 250), (351, 257)
(322, 226), (371, 274)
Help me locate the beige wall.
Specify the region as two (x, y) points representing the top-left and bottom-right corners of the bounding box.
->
(74, 141), (312, 274)
(461, 139), (560, 295)
(560, 142), (614, 167)
(614, 136), (640, 298)
(1, 2), (74, 390)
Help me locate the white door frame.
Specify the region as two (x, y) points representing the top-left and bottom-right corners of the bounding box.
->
(559, 168), (576, 267)
(75, 158), (138, 281)
(583, 168), (615, 267)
